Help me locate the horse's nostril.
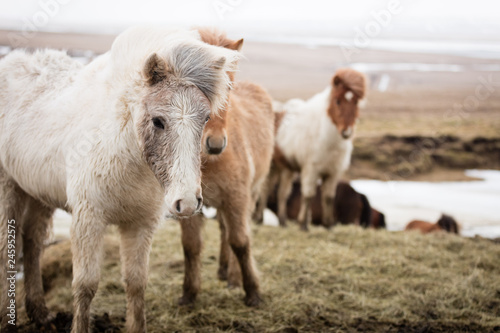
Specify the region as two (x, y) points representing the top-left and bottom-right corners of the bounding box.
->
(196, 197), (203, 210)
(175, 200), (182, 213)
(206, 137), (211, 149)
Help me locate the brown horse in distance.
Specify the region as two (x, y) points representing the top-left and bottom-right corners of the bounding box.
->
(405, 214), (459, 234)
(266, 180), (385, 229)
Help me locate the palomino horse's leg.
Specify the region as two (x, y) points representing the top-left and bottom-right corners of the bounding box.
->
(217, 212), (230, 281)
(221, 196), (261, 306)
(179, 214), (203, 306)
(277, 169), (294, 227)
(70, 208), (106, 333)
(222, 204), (244, 289)
(321, 175), (338, 229)
(0, 170), (28, 332)
(22, 198), (55, 326)
(118, 224), (155, 333)
(226, 245), (242, 288)
(298, 172), (317, 232)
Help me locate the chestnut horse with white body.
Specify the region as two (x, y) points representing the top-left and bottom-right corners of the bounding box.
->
(176, 28), (274, 307)
(0, 27), (239, 333)
(270, 68), (366, 231)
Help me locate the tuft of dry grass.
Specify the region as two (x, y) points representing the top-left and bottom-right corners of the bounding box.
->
(17, 220), (500, 332)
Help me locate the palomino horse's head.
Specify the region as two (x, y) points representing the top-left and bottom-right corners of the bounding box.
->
(327, 68), (366, 139)
(197, 27), (243, 155)
(124, 29), (239, 217)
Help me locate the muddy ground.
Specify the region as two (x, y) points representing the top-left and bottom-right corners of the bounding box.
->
(349, 135), (500, 181)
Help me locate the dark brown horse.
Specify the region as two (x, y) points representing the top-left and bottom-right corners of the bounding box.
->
(370, 208), (386, 229)
(266, 180), (385, 229)
(405, 214), (459, 234)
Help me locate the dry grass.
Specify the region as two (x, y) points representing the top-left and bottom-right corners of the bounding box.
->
(14, 220), (500, 332)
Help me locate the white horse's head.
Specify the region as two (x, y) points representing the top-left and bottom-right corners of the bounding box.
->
(114, 28), (239, 217)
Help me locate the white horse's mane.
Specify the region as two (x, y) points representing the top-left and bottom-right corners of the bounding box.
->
(110, 26), (240, 113)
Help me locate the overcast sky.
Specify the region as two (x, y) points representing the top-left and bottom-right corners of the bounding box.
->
(0, 0), (499, 40)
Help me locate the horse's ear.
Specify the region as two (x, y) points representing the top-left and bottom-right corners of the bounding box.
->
(332, 74), (347, 100)
(143, 53), (168, 86)
(229, 38), (244, 51)
(333, 74), (343, 87)
(212, 57), (226, 70)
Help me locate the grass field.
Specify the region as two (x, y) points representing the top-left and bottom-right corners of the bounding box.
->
(14, 220), (500, 332)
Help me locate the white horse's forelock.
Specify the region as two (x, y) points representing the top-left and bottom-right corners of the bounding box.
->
(110, 26), (240, 114)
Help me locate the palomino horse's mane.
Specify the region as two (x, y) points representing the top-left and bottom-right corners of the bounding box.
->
(110, 26), (241, 113)
(196, 27), (243, 85)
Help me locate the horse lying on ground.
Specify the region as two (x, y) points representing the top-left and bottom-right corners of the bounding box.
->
(370, 208), (386, 229)
(0, 27), (239, 333)
(265, 180), (386, 229)
(405, 214), (459, 234)
(265, 68), (366, 231)
(176, 27), (274, 307)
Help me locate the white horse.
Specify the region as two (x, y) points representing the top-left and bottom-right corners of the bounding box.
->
(0, 26), (239, 333)
(271, 68), (366, 231)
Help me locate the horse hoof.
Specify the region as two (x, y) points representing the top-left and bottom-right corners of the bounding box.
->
(37, 311), (56, 325)
(252, 213), (264, 224)
(26, 303), (55, 327)
(300, 225), (309, 232)
(278, 217), (288, 227)
(217, 267), (228, 281)
(244, 293), (262, 307)
(178, 294), (196, 307)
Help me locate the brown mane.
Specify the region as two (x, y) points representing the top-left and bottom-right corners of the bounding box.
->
(333, 68), (367, 99)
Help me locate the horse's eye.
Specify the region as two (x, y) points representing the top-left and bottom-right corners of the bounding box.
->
(205, 115), (211, 123)
(336, 99), (341, 106)
(152, 117), (165, 130)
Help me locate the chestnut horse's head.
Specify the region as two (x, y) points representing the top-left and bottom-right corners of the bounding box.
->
(197, 27), (243, 155)
(327, 68), (366, 139)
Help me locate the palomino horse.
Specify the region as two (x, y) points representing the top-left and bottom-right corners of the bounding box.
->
(267, 68), (366, 231)
(405, 214), (460, 234)
(176, 28), (274, 307)
(0, 27), (239, 332)
(265, 180), (385, 229)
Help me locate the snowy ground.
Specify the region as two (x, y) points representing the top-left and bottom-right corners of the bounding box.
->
(52, 170), (500, 239)
(350, 170), (500, 237)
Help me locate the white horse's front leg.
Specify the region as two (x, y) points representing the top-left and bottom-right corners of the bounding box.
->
(0, 171), (28, 332)
(277, 169), (294, 227)
(298, 171), (317, 232)
(119, 224), (155, 333)
(70, 208), (106, 333)
(321, 175), (339, 229)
